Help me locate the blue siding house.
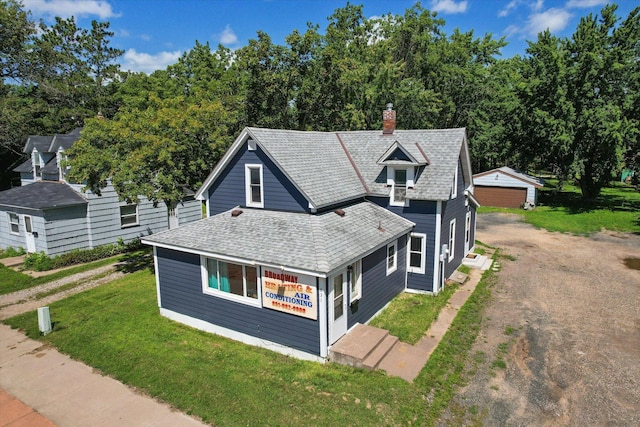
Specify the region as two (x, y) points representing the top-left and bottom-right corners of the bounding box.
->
(142, 106), (479, 361)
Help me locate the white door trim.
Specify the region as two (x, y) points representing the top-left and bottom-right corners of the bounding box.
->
(328, 270), (348, 345)
(23, 215), (36, 253)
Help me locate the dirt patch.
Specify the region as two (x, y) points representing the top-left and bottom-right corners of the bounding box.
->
(439, 213), (640, 426)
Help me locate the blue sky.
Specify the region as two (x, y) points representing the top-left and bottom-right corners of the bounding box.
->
(22, 0), (638, 74)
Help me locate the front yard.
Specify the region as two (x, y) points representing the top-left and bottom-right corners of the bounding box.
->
(3, 264), (494, 426)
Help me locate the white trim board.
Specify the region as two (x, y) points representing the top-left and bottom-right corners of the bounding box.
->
(159, 308), (325, 363)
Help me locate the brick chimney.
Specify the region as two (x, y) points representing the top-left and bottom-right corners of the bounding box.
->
(382, 103), (395, 135)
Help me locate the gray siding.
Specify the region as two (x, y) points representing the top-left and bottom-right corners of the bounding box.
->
(177, 199), (202, 225)
(42, 206), (90, 255)
(348, 238), (407, 328)
(82, 184), (173, 248)
(156, 247), (321, 356)
(0, 210), (27, 251)
(367, 196), (438, 292)
(208, 142), (309, 215)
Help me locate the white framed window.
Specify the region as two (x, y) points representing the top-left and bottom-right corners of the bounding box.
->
(448, 218), (456, 262)
(389, 167), (414, 207)
(408, 233), (426, 274)
(201, 256), (260, 306)
(120, 204), (139, 228)
(247, 139), (257, 151)
(245, 164), (264, 208)
(8, 213), (19, 235)
(465, 211), (472, 253)
(33, 149), (42, 179)
(386, 240), (398, 275)
(348, 260), (362, 302)
(451, 163), (459, 199)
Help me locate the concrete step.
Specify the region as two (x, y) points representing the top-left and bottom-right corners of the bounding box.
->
(329, 324), (397, 369)
(362, 334), (399, 370)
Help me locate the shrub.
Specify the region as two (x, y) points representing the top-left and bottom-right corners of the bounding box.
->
(22, 238), (146, 271)
(23, 252), (53, 271)
(0, 246), (26, 258)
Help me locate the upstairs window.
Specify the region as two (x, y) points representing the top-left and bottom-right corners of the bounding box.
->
(389, 167), (414, 206)
(245, 164), (264, 208)
(8, 213), (19, 235)
(120, 204), (139, 228)
(451, 163), (459, 199)
(33, 149), (42, 179)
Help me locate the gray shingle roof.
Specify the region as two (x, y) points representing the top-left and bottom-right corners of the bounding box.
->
(143, 200), (414, 275)
(13, 159), (32, 173)
(0, 182), (87, 210)
(24, 135), (53, 154)
(339, 129), (467, 201)
(241, 127), (466, 207)
(246, 128), (366, 208)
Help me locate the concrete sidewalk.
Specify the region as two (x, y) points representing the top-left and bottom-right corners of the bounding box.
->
(0, 325), (208, 427)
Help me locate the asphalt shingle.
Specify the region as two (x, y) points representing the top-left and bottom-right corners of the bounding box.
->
(0, 182), (87, 210)
(143, 201), (414, 274)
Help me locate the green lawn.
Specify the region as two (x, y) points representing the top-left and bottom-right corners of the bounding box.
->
(479, 182), (640, 235)
(3, 263), (496, 426)
(370, 284), (459, 344)
(0, 256), (121, 295)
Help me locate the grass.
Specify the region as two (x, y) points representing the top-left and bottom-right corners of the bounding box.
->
(369, 283), (459, 344)
(3, 256), (498, 426)
(478, 181), (640, 235)
(0, 253), (129, 296)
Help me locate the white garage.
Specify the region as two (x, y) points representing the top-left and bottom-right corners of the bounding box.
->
(473, 167), (544, 209)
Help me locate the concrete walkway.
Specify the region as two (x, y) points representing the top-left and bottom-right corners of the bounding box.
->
(0, 325), (208, 427)
(0, 259), (209, 426)
(377, 267), (485, 381)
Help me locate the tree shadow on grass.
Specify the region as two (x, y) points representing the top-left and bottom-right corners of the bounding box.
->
(538, 184), (640, 214)
(116, 249), (154, 274)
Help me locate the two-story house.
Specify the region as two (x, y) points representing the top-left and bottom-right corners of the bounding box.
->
(0, 128), (201, 256)
(142, 106), (479, 361)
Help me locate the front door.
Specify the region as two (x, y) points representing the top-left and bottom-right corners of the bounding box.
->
(23, 215), (36, 253)
(329, 271), (348, 344)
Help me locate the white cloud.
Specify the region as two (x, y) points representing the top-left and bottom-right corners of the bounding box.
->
(121, 49), (181, 74)
(566, 0), (607, 8)
(140, 34), (152, 42)
(219, 25), (238, 45)
(525, 8), (573, 36)
(22, 0), (118, 19)
(531, 0), (544, 13)
(430, 0), (468, 14)
(498, 0), (520, 17)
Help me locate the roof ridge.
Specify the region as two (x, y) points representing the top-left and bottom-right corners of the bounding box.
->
(335, 132), (370, 194)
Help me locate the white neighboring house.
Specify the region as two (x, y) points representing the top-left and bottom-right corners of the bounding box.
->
(473, 166), (545, 208)
(0, 128), (202, 255)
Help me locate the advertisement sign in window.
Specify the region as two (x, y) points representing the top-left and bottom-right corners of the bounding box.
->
(262, 270), (317, 320)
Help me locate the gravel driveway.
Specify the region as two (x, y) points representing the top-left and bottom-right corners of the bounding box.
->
(440, 213), (640, 426)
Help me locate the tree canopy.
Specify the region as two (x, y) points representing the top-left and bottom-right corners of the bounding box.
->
(2, 0), (639, 200)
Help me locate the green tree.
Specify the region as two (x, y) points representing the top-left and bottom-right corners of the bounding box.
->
(517, 5), (638, 198)
(0, 0), (36, 80)
(66, 96), (236, 208)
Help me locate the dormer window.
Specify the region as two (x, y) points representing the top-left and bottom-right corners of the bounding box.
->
(33, 149), (42, 179)
(388, 166), (414, 207)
